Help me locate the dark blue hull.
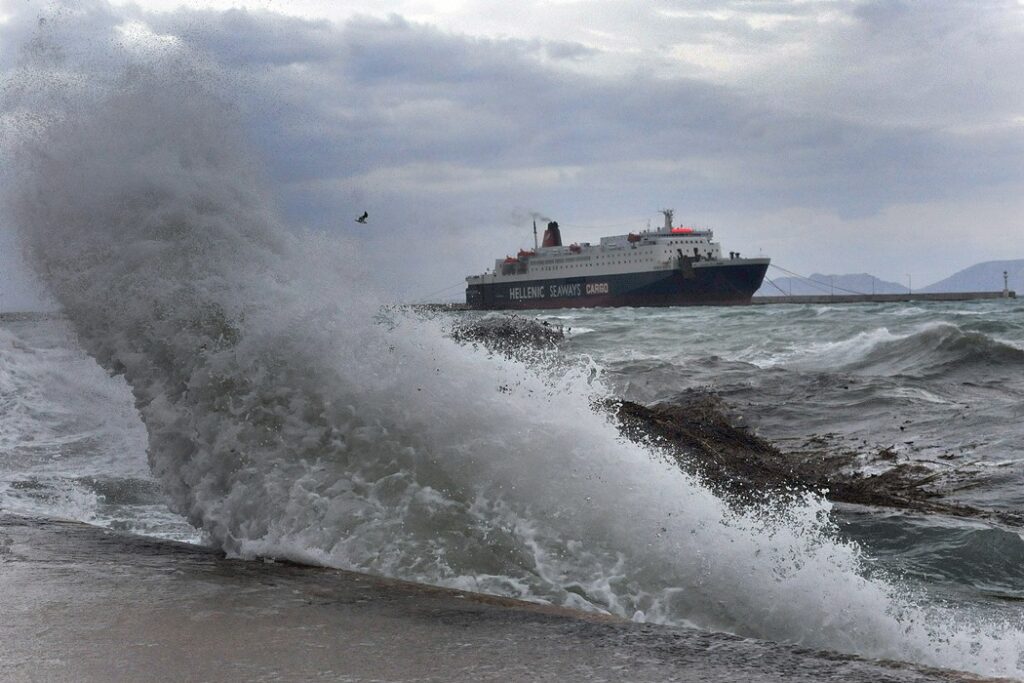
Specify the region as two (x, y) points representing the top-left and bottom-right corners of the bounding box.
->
(466, 261), (769, 309)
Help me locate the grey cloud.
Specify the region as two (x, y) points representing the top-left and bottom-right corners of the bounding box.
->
(204, 13), (1017, 218)
(160, 8), (337, 67)
(2, 1), (1022, 301)
(14, 3), (1008, 221)
(771, 0), (1024, 128)
(537, 40), (599, 62)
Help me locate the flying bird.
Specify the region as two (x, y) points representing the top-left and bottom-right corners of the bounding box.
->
(355, 211), (368, 224)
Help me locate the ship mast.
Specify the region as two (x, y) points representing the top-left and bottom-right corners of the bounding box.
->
(660, 209), (674, 232)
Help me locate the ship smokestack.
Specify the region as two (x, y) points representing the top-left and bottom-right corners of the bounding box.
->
(542, 221), (562, 247)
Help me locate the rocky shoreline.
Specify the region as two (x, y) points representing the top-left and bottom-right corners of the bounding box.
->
(448, 313), (1020, 527)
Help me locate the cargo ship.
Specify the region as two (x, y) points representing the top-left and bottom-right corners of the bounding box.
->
(465, 210), (769, 309)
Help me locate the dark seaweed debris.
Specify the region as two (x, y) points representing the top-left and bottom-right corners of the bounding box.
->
(448, 315), (564, 354)
(612, 390), (1024, 526)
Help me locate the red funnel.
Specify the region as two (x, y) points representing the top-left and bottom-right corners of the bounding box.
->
(542, 221), (562, 247)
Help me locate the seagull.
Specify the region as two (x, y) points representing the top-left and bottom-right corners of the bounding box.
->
(355, 211), (368, 224)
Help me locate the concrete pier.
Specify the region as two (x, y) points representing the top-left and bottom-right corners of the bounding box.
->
(0, 515), (1000, 682)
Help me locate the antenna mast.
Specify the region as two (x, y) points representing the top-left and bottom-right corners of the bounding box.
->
(660, 209), (674, 232)
(533, 220), (538, 250)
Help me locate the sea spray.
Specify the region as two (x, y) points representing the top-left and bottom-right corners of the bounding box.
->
(4, 32), (1023, 677)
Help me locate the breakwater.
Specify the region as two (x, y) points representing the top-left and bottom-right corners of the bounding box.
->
(422, 290), (1016, 310)
(751, 291), (1015, 305)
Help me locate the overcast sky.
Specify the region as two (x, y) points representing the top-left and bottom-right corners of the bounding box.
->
(2, 0), (1022, 307)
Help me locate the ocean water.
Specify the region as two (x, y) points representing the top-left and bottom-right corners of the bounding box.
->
(552, 303), (1024, 595)
(2, 42), (1024, 679)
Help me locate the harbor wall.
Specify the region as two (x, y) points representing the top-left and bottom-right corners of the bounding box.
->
(750, 291), (1016, 305)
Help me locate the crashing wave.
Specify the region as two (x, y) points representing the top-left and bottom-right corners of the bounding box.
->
(4, 33), (1023, 678)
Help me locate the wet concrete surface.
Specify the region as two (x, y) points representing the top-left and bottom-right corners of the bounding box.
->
(0, 514), (1007, 682)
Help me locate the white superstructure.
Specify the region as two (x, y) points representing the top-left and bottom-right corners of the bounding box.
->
(466, 210), (746, 285)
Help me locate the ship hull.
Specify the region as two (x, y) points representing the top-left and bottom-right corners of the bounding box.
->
(466, 261), (769, 310)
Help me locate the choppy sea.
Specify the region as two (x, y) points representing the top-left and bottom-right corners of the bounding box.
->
(552, 302), (1024, 598)
(3, 300), (1024, 677)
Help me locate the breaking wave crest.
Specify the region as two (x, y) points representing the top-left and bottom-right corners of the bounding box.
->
(775, 323), (1024, 378)
(5, 42), (1023, 677)
(847, 323), (1024, 377)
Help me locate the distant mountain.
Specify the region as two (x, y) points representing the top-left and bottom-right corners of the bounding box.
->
(920, 259), (1024, 294)
(755, 272), (907, 297)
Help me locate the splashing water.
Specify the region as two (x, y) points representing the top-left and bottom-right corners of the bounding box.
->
(4, 40), (1022, 678)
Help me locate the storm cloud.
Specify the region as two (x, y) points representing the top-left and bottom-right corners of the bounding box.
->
(2, 0), (1022, 304)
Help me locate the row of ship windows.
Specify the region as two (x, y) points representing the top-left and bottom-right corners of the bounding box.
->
(532, 252), (717, 271)
(534, 241), (703, 264)
(528, 243), (710, 270)
(537, 258), (654, 270)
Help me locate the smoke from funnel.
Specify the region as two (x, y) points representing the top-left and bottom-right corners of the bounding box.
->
(542, 221), (562, 247)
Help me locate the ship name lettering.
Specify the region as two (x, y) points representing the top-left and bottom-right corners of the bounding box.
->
(509, 286), (546, 300)
(548, 283), (582, 298)
(586, 282), (609, 295)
